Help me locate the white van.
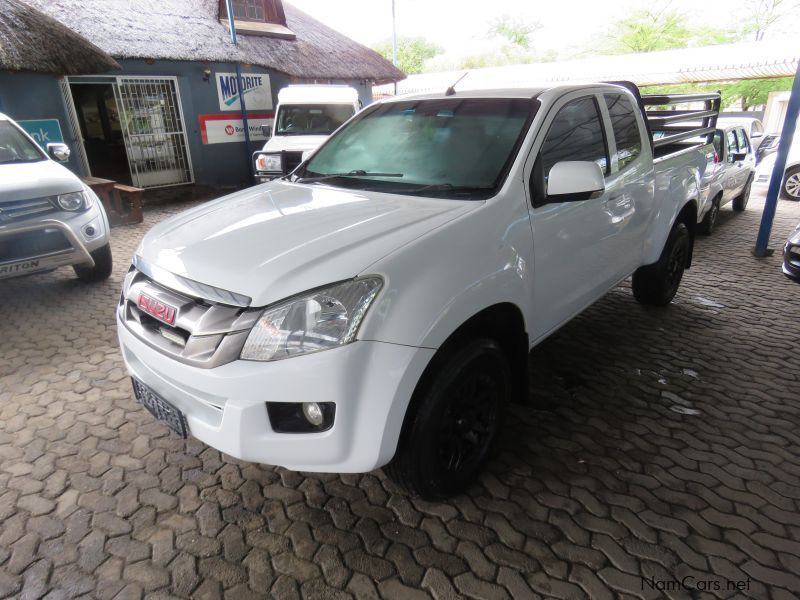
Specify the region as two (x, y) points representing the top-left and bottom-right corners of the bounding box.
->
(253, 85), (360, 182)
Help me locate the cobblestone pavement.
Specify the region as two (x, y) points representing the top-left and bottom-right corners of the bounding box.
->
(1, 188), (799, 599)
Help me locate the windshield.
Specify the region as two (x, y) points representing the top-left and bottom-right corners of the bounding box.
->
(0, 121), (45, 164)
(297, 97), (535, 199)
(275, 103), (356, 135)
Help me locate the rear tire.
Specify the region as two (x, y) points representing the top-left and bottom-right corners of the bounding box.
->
(733, 175), (753, 211)
(781, 166), (800, 201)
(698, 195), (720, 236)
(632, 222), (690, 306)
(74, 243), (113, 282)
(385, 338), (510, 500)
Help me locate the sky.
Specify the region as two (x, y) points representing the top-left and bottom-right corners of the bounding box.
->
(289, 0), (797, 67)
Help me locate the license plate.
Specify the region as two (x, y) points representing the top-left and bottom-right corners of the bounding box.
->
(137, 293), (177, 325)
(131, 378), (188, 438)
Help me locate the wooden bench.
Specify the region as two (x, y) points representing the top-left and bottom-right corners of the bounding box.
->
(81, 177), (144, 227)
(111, 183), (144, 226)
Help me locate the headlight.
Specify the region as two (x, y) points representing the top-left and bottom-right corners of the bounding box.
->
(255, 152), (282, 173)
(56, 191), (91, 211)
(240, 278), (382, 361)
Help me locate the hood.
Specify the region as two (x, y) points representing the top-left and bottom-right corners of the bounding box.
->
(262, 135), (330, 154)
(0, 159), (83, 202)
(138, 181), (478, 307)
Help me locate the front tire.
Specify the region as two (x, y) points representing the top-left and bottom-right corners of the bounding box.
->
(74, 243), (113, 282)
(733, 175), (753, 211)
(632, 222), (690, 306)
(385, 338), (511, 500)
(781, 166), (800, 201)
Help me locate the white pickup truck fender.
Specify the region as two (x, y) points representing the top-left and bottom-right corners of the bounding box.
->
(359, 184), (534, 350)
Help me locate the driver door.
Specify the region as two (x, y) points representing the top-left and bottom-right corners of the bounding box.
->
(526, 93), (620, 342)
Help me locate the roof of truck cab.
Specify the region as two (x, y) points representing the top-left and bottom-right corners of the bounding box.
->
(277, 85), (359, 104)
(384, 83), (626, 102)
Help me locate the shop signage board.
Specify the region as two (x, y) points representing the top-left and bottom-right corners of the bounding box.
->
(215, 72), (273, 112)
(198, 113), (275, 144)
(18, 119), (64, 149)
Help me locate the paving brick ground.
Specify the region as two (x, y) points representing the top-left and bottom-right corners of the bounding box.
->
(1, 187), (799, 599)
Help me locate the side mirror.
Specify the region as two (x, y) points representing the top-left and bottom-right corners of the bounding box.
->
(46, 142), (70, 163)
(261, 124), (272, 138)
(546, 161), (605, 202)
(732, 151), (747, 162)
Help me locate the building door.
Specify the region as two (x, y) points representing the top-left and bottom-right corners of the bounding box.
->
(114, 77), (194, 188)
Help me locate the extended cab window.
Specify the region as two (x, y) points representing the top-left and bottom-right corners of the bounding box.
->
(0, 121), (45, 164)
(604, 94), (642, 170)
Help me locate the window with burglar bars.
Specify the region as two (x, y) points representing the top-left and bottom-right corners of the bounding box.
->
(114, 77), (193, 188)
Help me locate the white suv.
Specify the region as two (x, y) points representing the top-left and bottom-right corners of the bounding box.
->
(0, 113), (112, 282)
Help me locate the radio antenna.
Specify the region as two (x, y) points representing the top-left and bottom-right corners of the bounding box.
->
(445, 72), (470, 96)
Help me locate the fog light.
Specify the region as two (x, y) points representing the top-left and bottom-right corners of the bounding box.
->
(84, 225), (96, 237)
(266, 401), (335, 433)
(302, 402), (324, 426)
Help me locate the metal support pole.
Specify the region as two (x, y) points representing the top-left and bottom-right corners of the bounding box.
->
(392, 0), (398, 95)
(225, 0), (255, 179)
(754, 60), (800, 257)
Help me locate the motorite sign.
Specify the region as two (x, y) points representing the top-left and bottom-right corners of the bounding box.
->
(215, 72), (273, 112)
(198, 113), (274, 144)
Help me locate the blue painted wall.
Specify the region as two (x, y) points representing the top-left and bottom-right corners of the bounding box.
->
(0, 61), (375, 188)
(0, 72), (84, 175)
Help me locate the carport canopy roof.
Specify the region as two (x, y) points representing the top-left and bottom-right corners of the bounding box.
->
(376, 41), (800, 96)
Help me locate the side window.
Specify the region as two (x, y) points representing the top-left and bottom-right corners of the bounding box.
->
(735, 128), (749, 153)
(726, 130), (738, 160)
(537, 96), (608, 195)
(604, 94), (642, 170)
(713, 131), (723, 157)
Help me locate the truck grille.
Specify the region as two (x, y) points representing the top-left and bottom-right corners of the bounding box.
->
(119, 267), (261, 369)
(0, 197), (56, 222)
(0, 228), (71, 263)
(283, 151), (304, 174)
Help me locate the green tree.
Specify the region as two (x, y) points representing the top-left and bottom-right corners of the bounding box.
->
(641, 77), (793, 111)
(602, 8), (695, 53)
(373, 37), (443, 75)
(488, 16), (541, 51)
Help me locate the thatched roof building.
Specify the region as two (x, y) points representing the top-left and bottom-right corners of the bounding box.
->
(22, 0), (404, 84)
(0, 0), (119, 74)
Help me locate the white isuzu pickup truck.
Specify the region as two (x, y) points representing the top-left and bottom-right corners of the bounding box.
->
(253, 85), (360, 182)
(118, 82), (719, 499)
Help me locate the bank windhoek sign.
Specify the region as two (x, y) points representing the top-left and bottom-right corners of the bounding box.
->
(215, 72), (273, 112)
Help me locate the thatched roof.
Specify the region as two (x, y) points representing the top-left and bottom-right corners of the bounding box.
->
(22, 0), (405, 84)
(0, 0), (119, 74)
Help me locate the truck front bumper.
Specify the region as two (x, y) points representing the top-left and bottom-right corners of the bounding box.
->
(117, 314), (435, 472)
(0, 208), (109, 279)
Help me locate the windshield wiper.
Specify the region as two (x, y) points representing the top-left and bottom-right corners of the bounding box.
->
(372, 182), (495, 197)
(295, 170), (404, 183)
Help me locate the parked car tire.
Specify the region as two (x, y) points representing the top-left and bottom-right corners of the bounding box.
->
(385, 338), (510, 500)
(699, 195), (721, 236)
(733, 175), (753, 212)
(74, 243), (113, 282)
(781, 166), (800, 201)
(632, 222), (690, 306)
